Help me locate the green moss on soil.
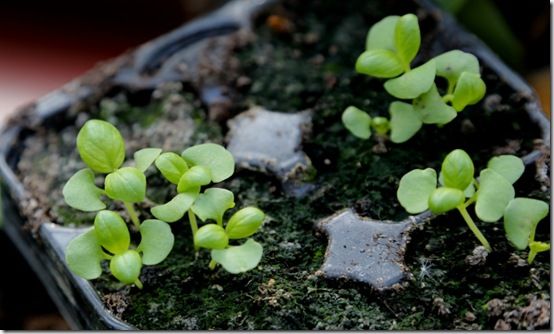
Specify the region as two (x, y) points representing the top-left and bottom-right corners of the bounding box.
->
(15, 0), (549, 330)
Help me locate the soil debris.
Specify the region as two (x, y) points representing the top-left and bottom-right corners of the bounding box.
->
(464, 246), (488, 266)
(488, 295), (550, 330)
(103, 291), (130, 318)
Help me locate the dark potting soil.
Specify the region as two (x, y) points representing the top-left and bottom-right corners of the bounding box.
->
(13, 0), (550, 330)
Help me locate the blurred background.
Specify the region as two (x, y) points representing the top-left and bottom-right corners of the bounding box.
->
(0, 0), (550, 329)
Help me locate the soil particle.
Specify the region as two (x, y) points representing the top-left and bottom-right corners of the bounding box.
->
(102, 290), (130, 318)
(464, 246), (488, 266)
(464, 311), (476, 322)
(488, 295), (550, 330)
(266, 14), (294, 34)
(432, 297), (451, 316)
(533, 139), (551, 191)
(494, 319), (511, 330)
(486, 298), (507, 317)
(508, 253), (528, 267)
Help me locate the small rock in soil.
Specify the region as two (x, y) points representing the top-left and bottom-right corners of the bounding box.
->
(464, 311), (476, 322)
(487, 298), (508, 317)
(464, 246), (488, 266)
(433, 297), (451, 316)
(226, 106), (315, 197)
(315, 209), (415, 290)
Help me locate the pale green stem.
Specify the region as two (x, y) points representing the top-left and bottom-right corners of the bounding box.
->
(188, 209), (199, 251)
(527, 226), (538, 264)
(124, 202), (140, 229)
(457, 205), (491, 252)
(134, 279), (143, 289)
(442, 94), (454, 103)
(463, 196), (476, 209)
(529, 225), (537, 244)
(209, 259), (217, 270)
(447, 80), (455, 95)
(528, 250), (538, 264)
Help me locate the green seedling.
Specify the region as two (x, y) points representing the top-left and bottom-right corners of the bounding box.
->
(63, 119), (174, 287)
(63, 119), (162, 228)
(64, 120), (266, 286)
(65, 211), (174, 288)
(151, 143), (265, 273)
(343, 14), (486, 143)
(397, 149), (549, 263)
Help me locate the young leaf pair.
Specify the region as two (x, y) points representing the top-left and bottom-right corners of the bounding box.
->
(66, 211), (173, 288)
(63, 120), (174, 287)
(150, 146), (265, 273)
(343, 14), (486, 143)
(397, 149), (549, 263)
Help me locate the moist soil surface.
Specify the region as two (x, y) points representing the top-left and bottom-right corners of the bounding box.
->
(13, 0), (550, 330)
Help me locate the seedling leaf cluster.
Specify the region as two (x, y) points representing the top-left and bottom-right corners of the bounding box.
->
(397, 149), (549, 263)
(343, 14), (486, 144)
(63, 120), (265, 288)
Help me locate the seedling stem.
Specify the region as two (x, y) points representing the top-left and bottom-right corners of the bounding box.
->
(124, 202), (141, 229)
(188, 209), (199, 251)
(457, 204), (491, 252)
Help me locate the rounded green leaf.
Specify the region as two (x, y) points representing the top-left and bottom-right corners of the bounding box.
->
(439, 171), (475, 198)
(413, 84), (457, 125)
(428, 187), (465, 214)
(397, 168), (437, 214)
(155, 152), (189, 184)
(211, 239), (263, 274)
(366, 15), (399, 51)
(341, 106), (372, 139)
(109, 250), (142, 285)
(134, 148), (162, 172)
(475, 169), (515, 222)
(65, 228), (103, 280)
(487, 155), (524, 184)
(434, 50), (480, 85)
(194, 224), (229, 249)
(452, 72), (486, 111)
(371, 117), (390, 136)
(151, 192), (197, 223)
(63, 168), (106, 212)
(441, 149), (474, 191)
(76, 119), (125, 173)
(384, 60), (436, 99)
(226, 207), (265, 239)
(177, 166), (212, 193)
(191, 188), (235, 225)
(394, 13), (420, 67)
(138, 219), (175, 265)
(503, 198), (549, 250)
(94, 210), (130, 255)
(355, 49), (404, 78)
(105, 167), (146, 203)
(181, 143), (235, 183)
(389, 101), (423, 143)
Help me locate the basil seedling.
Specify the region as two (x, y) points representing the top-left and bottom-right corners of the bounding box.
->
(397, 149), (549, 262)
(65, 211), (174, 287)
(63, 119), (162, 227)
(64, 120), (173, 287)
(343, 14), (486, 144)
(151, 144), (266, 273)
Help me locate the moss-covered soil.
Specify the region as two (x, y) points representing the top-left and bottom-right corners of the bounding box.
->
(14, 0), (549, 330)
